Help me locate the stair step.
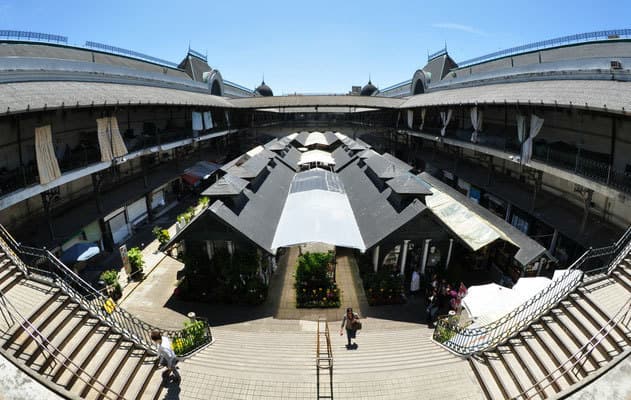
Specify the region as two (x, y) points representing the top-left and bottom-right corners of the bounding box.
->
(531, 321), (588, 378)
(468, 357), (504, 400)
(79, 340), (135, 399)
(112, 350), (149, 400)
(2, 291), (62, 351)
(38, 317), (99, 376)
(67, 334), (124, 394)
(566, 294), (626, 353)
(19, 302), (83, 366)
(514, 332), (564, 395)
(123, 357), (162, 400)
(53, 326), (112, 387)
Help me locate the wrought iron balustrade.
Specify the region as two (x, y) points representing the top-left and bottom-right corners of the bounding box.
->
(0, 224), (212, 357)
(433, 225), (631, 356)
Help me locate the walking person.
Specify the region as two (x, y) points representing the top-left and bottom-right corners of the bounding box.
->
(151, 329), (181, 385)
(340, 307), (360, 349)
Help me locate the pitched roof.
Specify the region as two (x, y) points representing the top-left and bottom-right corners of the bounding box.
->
(386, 173), (433, 195)
(202, 174), (249, 196)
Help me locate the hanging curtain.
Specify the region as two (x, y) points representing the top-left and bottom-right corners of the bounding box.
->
(440, 109), (453, 137)
(522, 114), (544, 164)
(192, 112), (203, 131)
(419, 108), (426, 131)
(516, 114), (527, 143)
(35, 125), (61, 184)
(97, 117), (113, 162)
(97, 117), (128, 162)
(224, 110), (231, 128)
(470, 107), (483, 143)
(203, 111), (214, 130)
(108, 117), (128, 158)
(407, 110), (414, 129)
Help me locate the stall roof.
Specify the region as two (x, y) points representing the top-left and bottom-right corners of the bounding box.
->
(364, 153), (410, 179)
(294, 131), (339, 147)
(386, 173), (433, 195)
(202, 174), (249, 196)
(221, 153), (270, 179)
(298, 150), (336, 166)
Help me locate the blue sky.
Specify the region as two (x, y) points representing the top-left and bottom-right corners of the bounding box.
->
(1, 0), (627, 94)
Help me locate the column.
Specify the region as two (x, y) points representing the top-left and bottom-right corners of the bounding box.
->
(505, 203), (512, 222)
(548, 229), (559, 256)
(399, 240), (410, 276)
(420, 239), (431, 276)
(445, 238), (454, 270)
(372, 246), (380, 272)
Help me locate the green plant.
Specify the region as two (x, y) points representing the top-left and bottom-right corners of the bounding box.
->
(171, 319), (209, 355)
(433, 322), (457, 343)
(127, 247), (144, 280)
(295, 252), (339, 308)
(99, 270), (122, 301)
(177, 206), (196, 225)
(99, 269), (119, 285)
(198, 196), (210, 208)
(152, 226), (171, 246)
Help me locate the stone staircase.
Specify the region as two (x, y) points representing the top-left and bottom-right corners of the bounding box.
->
(468, 261), (631, 400)
(169, 318), (483, 400)
(0, 251), (165, 400)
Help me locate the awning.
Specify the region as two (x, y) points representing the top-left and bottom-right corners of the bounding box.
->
(425, 187), (505, 251)
(182, 161), (221, 187)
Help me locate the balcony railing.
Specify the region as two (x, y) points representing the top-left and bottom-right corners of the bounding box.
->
(432, 224), (631, 356)
(0, 224), (213, 357)
(411, 127), (631, 195)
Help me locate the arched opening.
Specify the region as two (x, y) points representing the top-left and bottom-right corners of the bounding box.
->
(211, 80), (222, 96)
(413, 80), (425, 95)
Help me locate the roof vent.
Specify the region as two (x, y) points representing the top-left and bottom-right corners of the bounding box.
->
(611, 60), (622, 70)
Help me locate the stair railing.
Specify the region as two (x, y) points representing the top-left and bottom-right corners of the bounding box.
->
(512, 297), (631, 400)
(433, 225), (631, 356)
(316, 317), (333, 400)
(0, 224), (212, 356)
(0, 287), (124, 400)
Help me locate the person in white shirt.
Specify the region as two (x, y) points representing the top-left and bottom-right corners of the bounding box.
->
(151, 330), (181, 384)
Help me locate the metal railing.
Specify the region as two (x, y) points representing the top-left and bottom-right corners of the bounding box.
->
(0, 30), (67, 43)
(433, 225), (631, 356)
(0, 286), (123, 400)
(85, 41), (179, 68)
(408, 127), (631, 195)
(316, 317), (333, 400)
(0, 224), (212, 357)
(513, 297), (631, 400)
(458, 29), (631, 67)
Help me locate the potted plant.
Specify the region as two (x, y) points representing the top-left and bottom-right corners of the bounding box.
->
(127, 247), (144, 281)
(100, 269), (123, 301)
(152, 226), (171, 246)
